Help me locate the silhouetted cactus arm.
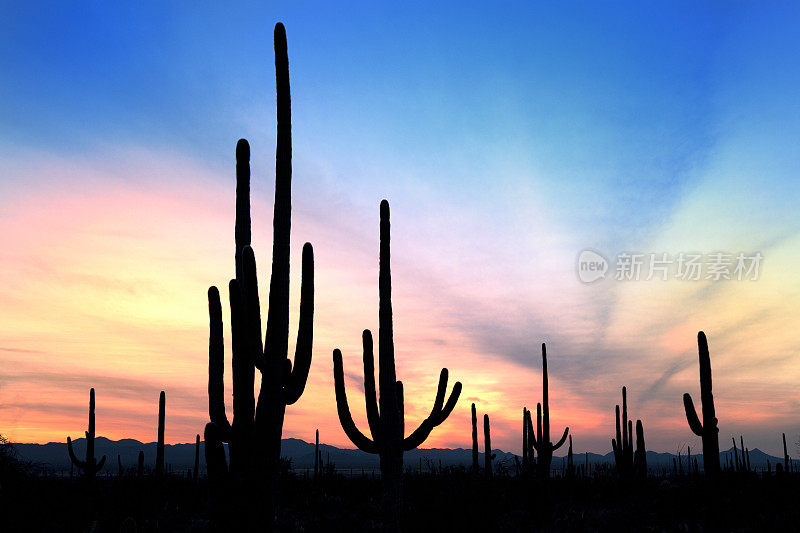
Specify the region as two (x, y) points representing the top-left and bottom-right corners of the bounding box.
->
(95, 454), (106, 472)
(235, 138), (251, 281)
(156, 391), (165, 476)
(67, 436), (87, 469)
(402, 370), (462, 450)
(472, 403), (479, 472)
(285, 242), (314, 404)
(361, 330), (381, 441)
(683, 394), (703, 436)
(241, 247), (266, 369)
(207, 287), (232, 433)
(552, 427), (570, 450)
(397, 381), (405, 437)
(333, 349), (378, 453)
(533, 403), (543, 452)
(525, 409), (537, 452)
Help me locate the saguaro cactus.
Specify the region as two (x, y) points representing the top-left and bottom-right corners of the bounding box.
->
(683, 331), (720, 475)
(567, 435), (574, 478)
(483, 414), (495, 479)
(156, 391), (165, 476)
(137, 451), (144, 478)
(204, 22), (314, 490)
(314, 429), (320, 479)
(67, 388), (106, 481)
(524, 344), (569, 479)
(783, 433), (790, 471)
(611, 386), (633, 476)
(522, 407), (528, 468)
(472, 404), (479, 473)
(333, 200), (461, 508)
(193, 434), (200, 482)
(634, 420), (646, 476)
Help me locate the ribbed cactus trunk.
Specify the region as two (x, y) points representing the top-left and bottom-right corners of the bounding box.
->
(484, 414), (493, 479)
(67, 388), (106, 482)
(156, 391), (165, 477)
(333, 200), (461, 522)
(683, 331), (720, 476)
(471, 404), (479, 473)
(526, 344), (569, 479)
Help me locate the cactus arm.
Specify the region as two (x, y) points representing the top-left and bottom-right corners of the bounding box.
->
(67, 437), (87, 470)
(241, 246), (266, 371)
(207, 287), (232, 434)
(94, 455), (107, 473)
(285, 242), (314, 405)
(621, 387), (628, 457)
(332, 349), (378, 453)
(360, 330), (381, 441)
(229, 279), (255, 430)
(552, 426), (569, 450)
(234, 138), (251, 281)
(402, 372), (461, 451)
(526, 410), (538, 452)
(683, 393), (704, 436)
(378, 200), (399, 425)
(541, 344), (550, 443)
(536, 403), (543, 452)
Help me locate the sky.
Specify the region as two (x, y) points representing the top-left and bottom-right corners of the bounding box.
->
(1, 1), (800, 457)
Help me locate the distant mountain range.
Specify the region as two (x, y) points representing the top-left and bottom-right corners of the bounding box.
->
(9, 437), (785, 476)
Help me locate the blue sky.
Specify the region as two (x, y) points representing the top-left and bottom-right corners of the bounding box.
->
(2, 2), (800, 454)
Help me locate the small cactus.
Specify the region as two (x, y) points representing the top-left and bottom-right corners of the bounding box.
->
(156, 391), (165, 476)
(483, 414), (495, 479)
(611, 386), (634, 477)
(314, 429), (320, 479)
(634, 420), (646, 477)
(137, 451), (144, 477)
(525, 344), (569, 479)
(193, 434), (200, 482)
(683, 331), (720, 475)
(472, 404), (479, 473)
(67, 388), (106, 481)
(567, 435), (574, 478)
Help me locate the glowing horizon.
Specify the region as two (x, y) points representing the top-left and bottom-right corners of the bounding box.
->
(2, 2), (800, 457)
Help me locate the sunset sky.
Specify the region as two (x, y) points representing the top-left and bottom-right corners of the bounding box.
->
(2, 2), (800, 457)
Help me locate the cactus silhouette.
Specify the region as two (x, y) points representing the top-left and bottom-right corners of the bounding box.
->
(137, 450), (144, 478)
(333, 200), (461, 511)
(683, 331), (720, 475)
(522, 407), (529, 469)
(524, 344), (569, 479)
(483, 414), (495, 479)
(471, 403), (479, 473)
(611, 386), (645, 478)
(783, 432), (790, 471)
(634, 420), (646, 477)
(156, 391), (165, 476)
(204, 21), (314, 493)
(67, 388), (106, 481)
(193, 434), (200, 482)
(611, 386), (633, 476)
(567, 435), (574, 478)
(314, 429), (320, 479)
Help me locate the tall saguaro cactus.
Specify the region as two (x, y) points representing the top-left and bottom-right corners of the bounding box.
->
(156, 391), (165, 476)
(634, 420), (647, 476)
(204, 22), (314, 490)
(683, 331), (720, 475)
(525, 344), (569, 479)
(333, 200), (462, 507)
(471, 403), (479, 473)
(67, 388), (106, 481)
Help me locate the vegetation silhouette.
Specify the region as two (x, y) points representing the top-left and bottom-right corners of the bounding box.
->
(524, 343), (569, 479)
(683, 331), (721, 476)
(332, 199), (462, 521)
(66, 388), (106, 483)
